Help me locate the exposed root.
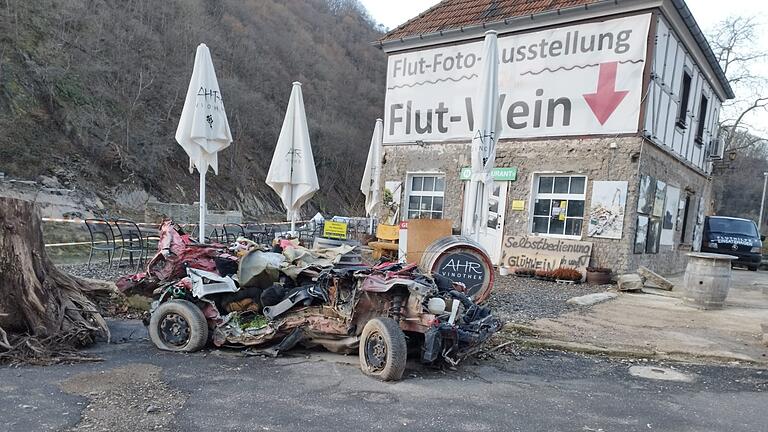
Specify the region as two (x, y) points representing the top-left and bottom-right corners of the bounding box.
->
(0, 322), (105, 366)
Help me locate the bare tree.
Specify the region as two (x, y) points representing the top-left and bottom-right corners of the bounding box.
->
(708, 16), (768, 151)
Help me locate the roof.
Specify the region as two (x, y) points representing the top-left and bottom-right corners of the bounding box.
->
(377, 0), (734, 99)
(380, 0), (600, 42)
(707, 216), (755, 222)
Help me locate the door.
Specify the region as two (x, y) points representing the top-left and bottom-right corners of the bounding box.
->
(478, 181), (508, 264)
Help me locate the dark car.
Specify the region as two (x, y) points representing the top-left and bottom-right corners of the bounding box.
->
(701, 216), (764, 271)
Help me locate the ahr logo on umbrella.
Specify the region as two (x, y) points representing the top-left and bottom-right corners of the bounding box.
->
(285, 148), (303, 163)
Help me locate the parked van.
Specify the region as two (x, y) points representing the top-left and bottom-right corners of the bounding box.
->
(701, 216), (764, 271)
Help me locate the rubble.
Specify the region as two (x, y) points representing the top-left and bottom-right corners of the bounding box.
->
(617, 274), (644, 292)
(637, 266), (675, 291)
(126, 220), (503, 381)
(566, 292), (618, 306)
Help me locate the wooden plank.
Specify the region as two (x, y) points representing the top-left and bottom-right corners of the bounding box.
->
(405, 219), (452, 264)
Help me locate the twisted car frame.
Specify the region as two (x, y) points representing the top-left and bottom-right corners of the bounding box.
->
(147, 260), (501, 381)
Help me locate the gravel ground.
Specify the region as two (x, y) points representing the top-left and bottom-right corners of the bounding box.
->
(60, 363), (186, 432)
(58, 262), (138, 282)
(58, 263), (613, 324)
(485, 273), (614, 323)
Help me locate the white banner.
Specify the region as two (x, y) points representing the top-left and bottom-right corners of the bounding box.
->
(384, 14), (652, 143)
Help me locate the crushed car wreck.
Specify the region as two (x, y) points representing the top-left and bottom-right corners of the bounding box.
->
(124, 221), (502, 381)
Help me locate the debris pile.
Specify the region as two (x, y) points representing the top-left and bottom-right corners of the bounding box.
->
(120, 221), (503, 380)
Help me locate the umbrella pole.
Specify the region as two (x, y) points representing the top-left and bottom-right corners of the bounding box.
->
(473, 181), (485, 240)
(199, 168), (206, 244)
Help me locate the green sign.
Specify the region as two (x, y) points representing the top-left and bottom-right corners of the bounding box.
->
(460, 167), (517, 181)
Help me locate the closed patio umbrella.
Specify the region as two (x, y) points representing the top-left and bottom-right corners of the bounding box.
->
(361, 118), (384, 232)
(462, 30), (501, 240)
(175, 43), (232, 243)
(266, 82), (319, 234)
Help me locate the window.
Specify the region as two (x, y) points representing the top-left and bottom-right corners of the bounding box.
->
(532, 175), (586, 237)
(676, 71), (692, 128)
(406, 174), (445, 219)
(680, 194), (691, 243)
(695, 94), (708, 144)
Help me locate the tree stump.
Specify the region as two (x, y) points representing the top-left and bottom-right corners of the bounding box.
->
(0, 197), (109, 363)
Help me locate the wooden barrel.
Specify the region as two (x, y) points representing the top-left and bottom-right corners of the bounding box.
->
(419, 236), (494, 304)
(682, 252), (737, 310)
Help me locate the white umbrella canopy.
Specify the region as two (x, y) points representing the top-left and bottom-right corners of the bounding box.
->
(462, 30), (502, 240)
(360, 118), (384, 218)
(266, 82), (319, 234)
(175, 43), (233, 243)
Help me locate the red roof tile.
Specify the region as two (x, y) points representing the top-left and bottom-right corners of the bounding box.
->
(381, 0), (601, 41)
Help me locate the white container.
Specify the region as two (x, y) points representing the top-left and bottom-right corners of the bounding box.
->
(499, 266), (510, 276)
(682, 252), (737, 310)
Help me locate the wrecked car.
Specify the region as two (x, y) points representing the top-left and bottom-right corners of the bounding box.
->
(134, 221), (502, 381)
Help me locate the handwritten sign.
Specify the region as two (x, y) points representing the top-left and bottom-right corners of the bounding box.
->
(501, 235), (593, 276)
(322, 221), (348, 240)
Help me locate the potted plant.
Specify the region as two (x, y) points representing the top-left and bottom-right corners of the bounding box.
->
(586, 266), (613, 285)
(514, 268), (536, 278)
(535, 270), (555, 281)
(552, 268), (583, 284)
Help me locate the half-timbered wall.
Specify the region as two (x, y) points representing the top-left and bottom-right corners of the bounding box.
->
(643, 14), (722, 173)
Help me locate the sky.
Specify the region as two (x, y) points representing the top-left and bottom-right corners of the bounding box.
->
(359, 0), (766, 34)
(359, 0), (768, 134)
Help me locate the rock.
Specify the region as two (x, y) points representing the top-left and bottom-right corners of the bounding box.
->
(146, 405), (160, 414)
(637, 266), (674, 291)
(566, 292), (618, 306)
(628, 365), (695, 382)
(617, 274), (644, 292)
(38, 175), (62, 189)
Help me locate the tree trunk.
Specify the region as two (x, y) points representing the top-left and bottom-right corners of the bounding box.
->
(0, 197), (109, 360)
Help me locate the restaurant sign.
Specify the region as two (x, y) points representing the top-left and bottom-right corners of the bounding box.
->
(459, 166), (517, 181)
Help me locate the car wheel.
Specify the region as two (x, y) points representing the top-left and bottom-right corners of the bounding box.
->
(749, 266), (759, 272)
(359, 317), (407, 381)
(149, 300), (209, 352)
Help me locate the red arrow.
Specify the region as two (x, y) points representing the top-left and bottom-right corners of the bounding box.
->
(583, 62), (629, 125)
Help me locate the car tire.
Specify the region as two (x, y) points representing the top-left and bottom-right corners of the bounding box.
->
(149, 300), (209, 352)
(749, 266), (759, 272)
(359, 317), (407, 381)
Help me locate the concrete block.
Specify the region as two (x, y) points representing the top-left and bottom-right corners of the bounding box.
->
(566, 292), (618, 306)
(617, 274), (644, 292)
(637, 266), (674, 291)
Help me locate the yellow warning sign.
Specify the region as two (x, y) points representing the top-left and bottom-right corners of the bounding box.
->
(323, 221), (348, 240)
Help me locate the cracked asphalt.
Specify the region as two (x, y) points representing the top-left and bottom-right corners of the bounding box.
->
(1, 320), (766, 432)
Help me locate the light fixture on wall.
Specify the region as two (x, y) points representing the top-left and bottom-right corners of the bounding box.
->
(728, 150), (737, 161)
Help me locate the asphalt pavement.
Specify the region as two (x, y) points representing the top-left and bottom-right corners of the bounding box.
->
(1, 320), (766, 432)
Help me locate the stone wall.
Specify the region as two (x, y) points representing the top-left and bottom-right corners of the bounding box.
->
(379, 136), (711, 276)
(498, 136), (643, 275)
(381, 142), (470, 232)
(630, 140), (711, 274)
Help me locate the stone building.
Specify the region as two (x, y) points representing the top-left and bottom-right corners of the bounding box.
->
(375, 0), (733, 275)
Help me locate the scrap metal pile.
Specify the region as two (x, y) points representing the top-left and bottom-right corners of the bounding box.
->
(119, 221), (502, 377)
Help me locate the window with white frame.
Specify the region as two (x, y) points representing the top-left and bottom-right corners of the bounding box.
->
(406, 174), (445, 219)
(532, 175), (586, 237)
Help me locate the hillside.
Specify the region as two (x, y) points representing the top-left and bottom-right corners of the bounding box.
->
(0, 0), (386, 219)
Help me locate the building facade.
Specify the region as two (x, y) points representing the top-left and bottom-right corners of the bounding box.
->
(376, 0), (733, 275)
